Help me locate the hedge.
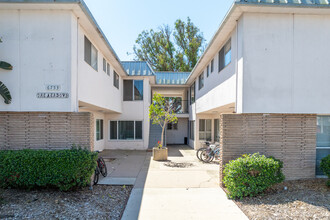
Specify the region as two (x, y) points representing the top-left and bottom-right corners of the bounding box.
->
(320, 154), (330, 187)
(0, 148), (98, 191)
(223, 153), (285, 199)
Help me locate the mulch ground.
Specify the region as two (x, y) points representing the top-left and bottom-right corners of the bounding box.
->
(0, 185), (132, 220)
(235, 179), (330, 220)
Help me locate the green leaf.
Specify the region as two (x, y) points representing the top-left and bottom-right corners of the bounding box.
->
(0, 81), (12, 104)
(0, 61), (13, 70)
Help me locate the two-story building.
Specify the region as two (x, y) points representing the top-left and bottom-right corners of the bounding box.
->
(0, 0), (329, 180)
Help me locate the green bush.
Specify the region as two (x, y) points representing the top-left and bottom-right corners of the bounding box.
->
(320, 155), (330, 187)
(223, 153), (285, 199)
(0, 148), (97, 191)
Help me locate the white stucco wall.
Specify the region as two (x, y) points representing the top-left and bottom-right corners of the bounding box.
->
(242, 13), (330, 114)
(77, 25), (122, 113)
(0, 10), (74, 112)
(105, 77), (151, 150)
(166, 118), (188, 144)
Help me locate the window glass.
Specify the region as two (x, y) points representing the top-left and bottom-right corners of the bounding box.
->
(211, 59), (214, 72)
(103, 58), (106, 72)
(218, 39), (231, 72)
(110, 121), (117, 140)
(84, 37), (91, 65)
(199, 119), (211, 141)
(134, 80), (143, 100)
(316, 116), (330, 175)
(96, 119), (103, 141)
(214, 119), (220, 142)
(114, 71), (119, 89)
(207, 65), (209, 77)
(135, 121), (142, 139)
(198, 73), (204, 90)
(190, 82), (195, 105)
(107, 63), (110, 76)
(91, 44), (98, 70)
(119, 121), (134, 140)
(124, 80), (133, 101)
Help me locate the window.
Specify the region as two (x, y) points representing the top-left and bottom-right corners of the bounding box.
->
(218, 39), (231, 72)
(199, 119), (211, 141)
(214, 119), (219, 142)
(110, 121), (117, 140)
(123, 80), (143, 101)
(103, 58), (106, 72)
(211, 59), (214, 73)
(110, 120), (142, 140)
(107, 63), (110, 76)
(167, 122), (178, 130)
(84, 36), (98, 71)
(96, 119), (103, 141)
(316, 116), (330, 175)
(207, 65), (210, 77)
(189, 120), (195, 140)
(114, 71), (119, 89)
(190, 82), (195, 105)
(198, 73), (204, 90)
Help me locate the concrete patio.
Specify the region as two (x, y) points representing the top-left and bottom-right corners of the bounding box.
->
(100, 145), (247, 220)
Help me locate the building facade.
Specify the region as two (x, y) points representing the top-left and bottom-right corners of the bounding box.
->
(0, 0), (329, 179)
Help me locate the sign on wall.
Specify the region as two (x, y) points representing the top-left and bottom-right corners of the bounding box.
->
(36, 92), (69, 98)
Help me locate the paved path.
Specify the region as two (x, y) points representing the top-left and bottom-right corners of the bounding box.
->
(100, 145), (248, 220)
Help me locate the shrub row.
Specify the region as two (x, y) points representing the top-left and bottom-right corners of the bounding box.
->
(0, 148), (97, 191)
(321, 154), (330, 187)
(223, 153), (285, 199)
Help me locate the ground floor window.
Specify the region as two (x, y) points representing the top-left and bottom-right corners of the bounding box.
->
(167, 122), (178, 130)
(199, 119), (211, 141)
(214, 119), (220, 142)
(109, 120), (142, 140)
(316, 116), (330, 175)
(96, 119), (103, 141)
(189, 120), (195, 140)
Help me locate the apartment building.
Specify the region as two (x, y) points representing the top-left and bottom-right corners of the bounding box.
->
(0, 0), (329, 180)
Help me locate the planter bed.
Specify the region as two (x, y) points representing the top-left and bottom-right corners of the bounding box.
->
(235, 179), (329, 219)
(0, 185), (132, 220)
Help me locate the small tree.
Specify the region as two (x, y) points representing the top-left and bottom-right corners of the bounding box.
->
(149, 93), (178, 148)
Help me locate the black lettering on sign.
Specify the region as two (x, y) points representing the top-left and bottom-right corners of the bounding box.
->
(36, 92), (69, 98)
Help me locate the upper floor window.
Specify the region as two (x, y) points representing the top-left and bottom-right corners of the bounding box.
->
(107, 63), (110, 76)
(190, 82), (195, 105)
(218, 38), (231, 72)
(96, 119), (103, 141)
(207, 65), (210, 77)
(84, 36), (98, 71)
(114, 71), (119, 89)
(211, 59), (214, 73)
(198, 73), (204, 90)
(123, 80), (143, 101)
(103, 58), (106, 72)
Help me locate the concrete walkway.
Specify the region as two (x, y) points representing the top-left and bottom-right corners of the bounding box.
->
(100, 145), (247, 220)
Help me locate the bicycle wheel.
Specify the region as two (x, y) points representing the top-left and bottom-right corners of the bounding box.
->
(98, 157), (108, 177)
(196, 147), (207, 161)
(93, 166), (100, 185)
(200, 150), (213, 163)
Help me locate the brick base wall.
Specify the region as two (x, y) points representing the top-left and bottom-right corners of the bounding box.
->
(219, 113), (317, 183)
(0, 112), (94, 151)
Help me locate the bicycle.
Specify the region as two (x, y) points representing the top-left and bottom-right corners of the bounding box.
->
(200, 144), (220, 163)
(196, 141), (210, 161)
(93, 154), (108, 185)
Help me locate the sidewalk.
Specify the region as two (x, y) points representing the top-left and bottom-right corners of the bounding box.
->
(100, 145), (248, 220)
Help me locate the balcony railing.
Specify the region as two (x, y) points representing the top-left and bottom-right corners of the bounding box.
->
(173, 100), (189, 114)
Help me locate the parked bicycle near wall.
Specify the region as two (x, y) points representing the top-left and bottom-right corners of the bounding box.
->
(93, 152), (107, 185)
(196, 142), (220, 163)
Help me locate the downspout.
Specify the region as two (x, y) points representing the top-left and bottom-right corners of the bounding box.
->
(235, 19), (239, 113)
(76, 17), (79, 112)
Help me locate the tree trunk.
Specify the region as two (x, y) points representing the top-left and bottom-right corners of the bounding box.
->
(161, 125), (165, 148)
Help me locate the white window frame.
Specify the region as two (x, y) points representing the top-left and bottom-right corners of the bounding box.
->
(123, 80), (143, 101)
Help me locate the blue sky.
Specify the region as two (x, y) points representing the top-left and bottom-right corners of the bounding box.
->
(84, 0), (234, 61)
